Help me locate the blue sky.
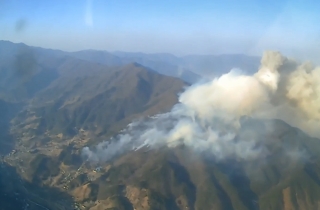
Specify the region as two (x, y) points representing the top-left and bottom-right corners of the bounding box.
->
(1, 0), (320, 59)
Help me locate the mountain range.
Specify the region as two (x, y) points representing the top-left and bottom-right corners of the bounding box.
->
(1, 41), (320, 210)
(0, 40), (261, 85)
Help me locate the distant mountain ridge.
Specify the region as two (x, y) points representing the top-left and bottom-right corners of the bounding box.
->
(0, 40), (261, 84)
(74, 50), (260, 81)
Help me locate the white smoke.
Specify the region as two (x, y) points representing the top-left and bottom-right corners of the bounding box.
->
(82, 51), (320, 163)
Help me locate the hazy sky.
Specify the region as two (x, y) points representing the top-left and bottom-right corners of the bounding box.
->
(1, 0), (320, 59)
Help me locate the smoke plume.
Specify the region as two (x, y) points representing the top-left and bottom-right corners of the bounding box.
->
(82, 51), (320, 163)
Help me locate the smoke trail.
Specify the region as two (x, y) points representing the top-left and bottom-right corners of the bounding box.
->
(82, 51), (320, 163)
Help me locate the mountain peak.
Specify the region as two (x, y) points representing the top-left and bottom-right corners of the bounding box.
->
(125, 62), (144, 68)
